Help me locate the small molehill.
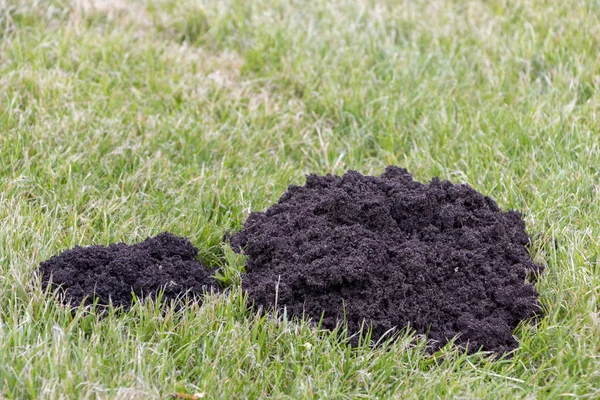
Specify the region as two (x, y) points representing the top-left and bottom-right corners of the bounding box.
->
(38, 232), (219, 310)
(230, 167), (544, 354)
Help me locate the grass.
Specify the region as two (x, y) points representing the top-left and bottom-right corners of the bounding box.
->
(1, 0), (600, 397)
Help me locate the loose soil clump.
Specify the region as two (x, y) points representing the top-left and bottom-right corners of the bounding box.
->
(38, 232), (219, 310)
(230, 167), (543, 354)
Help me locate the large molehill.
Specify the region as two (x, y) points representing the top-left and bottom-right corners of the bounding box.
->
(230, 166), (543, 354)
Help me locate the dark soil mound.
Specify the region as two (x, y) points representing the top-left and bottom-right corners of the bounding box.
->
(38, 232), (219, 310)
(230, 167), (543, 354)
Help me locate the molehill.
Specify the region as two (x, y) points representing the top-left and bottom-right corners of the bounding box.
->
(230, 167), (544, 354)
(38, 232), (219, 310)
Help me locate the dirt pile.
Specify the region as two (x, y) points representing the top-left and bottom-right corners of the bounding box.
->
(230, 167), (543, 354)
(38, 232), (219, 310)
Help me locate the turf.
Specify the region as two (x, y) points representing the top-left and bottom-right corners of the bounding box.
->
(1, 0), (599, 398)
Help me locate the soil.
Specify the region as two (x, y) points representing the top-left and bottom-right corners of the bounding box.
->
(38, 232), (219, 310)
(230, 166), (544, 354)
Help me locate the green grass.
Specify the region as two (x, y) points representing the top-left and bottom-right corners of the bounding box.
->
(1, 0), (599, 397)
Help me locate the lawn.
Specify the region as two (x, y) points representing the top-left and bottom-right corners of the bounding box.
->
(1, 0), (599, 398)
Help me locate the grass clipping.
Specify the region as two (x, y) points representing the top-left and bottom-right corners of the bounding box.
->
(230, 167), (543, 354)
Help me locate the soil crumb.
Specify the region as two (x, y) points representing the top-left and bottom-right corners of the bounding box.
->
(230, 167), (544, 354)
(38, 232), (219, 310)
